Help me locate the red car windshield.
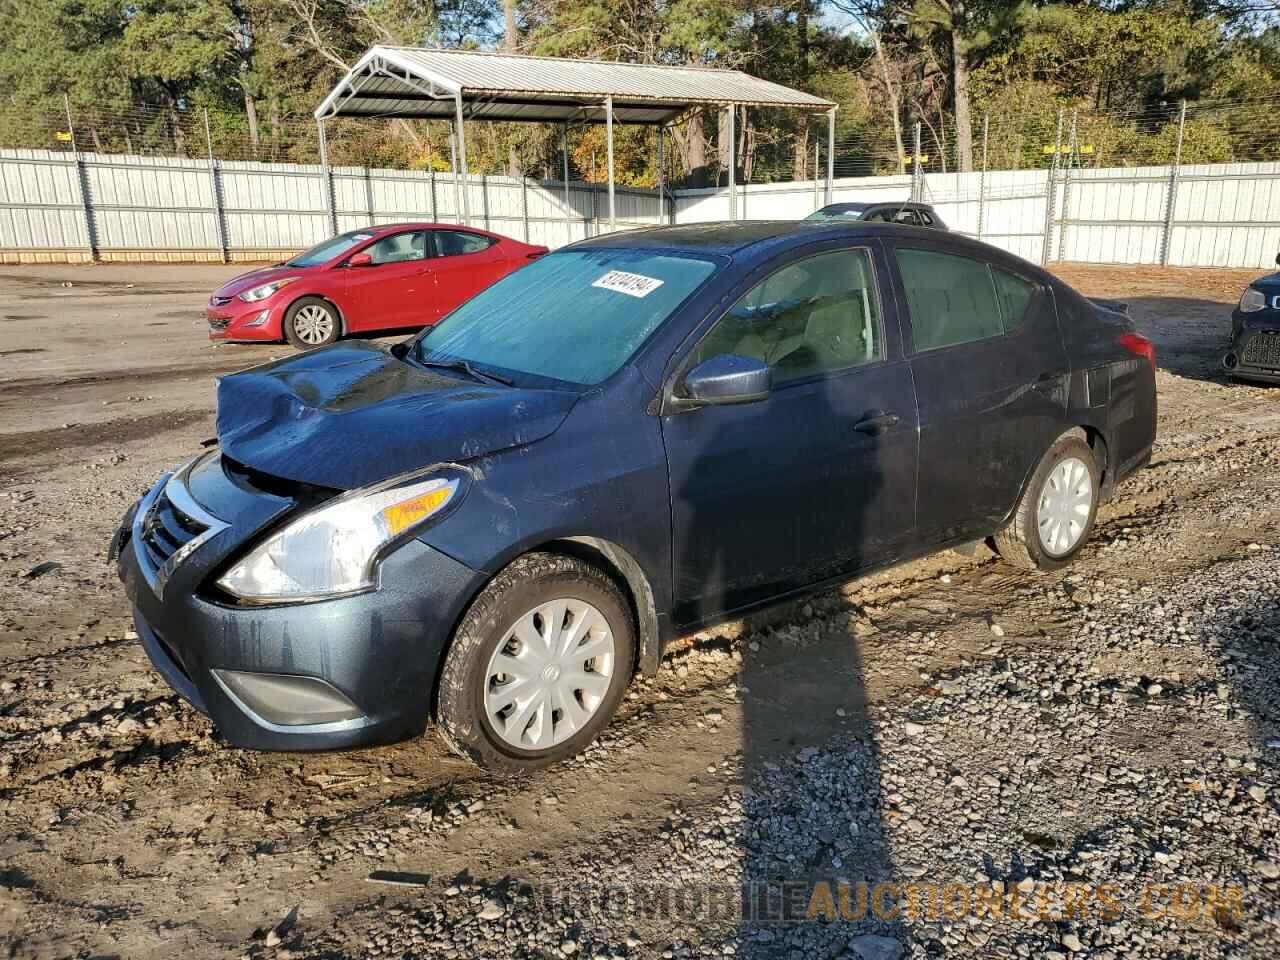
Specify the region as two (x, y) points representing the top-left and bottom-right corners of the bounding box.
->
(287, 231), (376, 267)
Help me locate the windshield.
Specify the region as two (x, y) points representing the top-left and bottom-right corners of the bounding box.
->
(287, 231), (375, 267)
(413, 249), (719, 386)
(804, 205), (869, 222)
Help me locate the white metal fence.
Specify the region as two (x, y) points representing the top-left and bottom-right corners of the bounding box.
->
(0, 149), (664, 263)
(3, 147), (1279, 269)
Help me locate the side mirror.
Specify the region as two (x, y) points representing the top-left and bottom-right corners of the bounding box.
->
(681, 354), (771, 406)
(347, 252), (374, 268)
(390, 342), (411, 359)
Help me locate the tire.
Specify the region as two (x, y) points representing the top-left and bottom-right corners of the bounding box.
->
(283, 296), (340, 349)
(436, 553), (635, 770)
(993, 433), (1100, 572)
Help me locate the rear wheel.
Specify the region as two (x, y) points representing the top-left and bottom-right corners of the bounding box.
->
(283, 297), (340, 349)
(994, 433), (1100, 572)
(436, 553), (635, 770)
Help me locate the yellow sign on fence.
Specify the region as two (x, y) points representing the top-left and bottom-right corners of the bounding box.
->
(54, 131), (73, 142)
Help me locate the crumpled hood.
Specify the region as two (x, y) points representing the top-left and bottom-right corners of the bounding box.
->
(213, 265), (310, 299)
(216, 341), (579, 489)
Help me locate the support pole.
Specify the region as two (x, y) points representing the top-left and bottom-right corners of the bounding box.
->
(449, 121), (461, 224)
(727, 105), (737, 221)
(813, 135), (820, 210)
(605, 96), (616, 231)
(317, 118), (337, 235)
(453, 92), (470, 226)
(977, 115), (988, 241)
(1160, 100), (1187, 266)
(657, 125), (667, 225)
(520, 175), (529, 242)
(826, 107), (836, 205)
(65, 93), (96, 262)
(912, 121), (922, 202)
(1041, 108), (1064, 265)
(562, 123), (571, 238)
(204, 108), (228, 262)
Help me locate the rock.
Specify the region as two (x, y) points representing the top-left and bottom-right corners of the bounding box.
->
(264, 930), (283, 948)
(846, 934), (903, 960)
(1061, 933), (1084, 953)
(1255, 860), (1280, 880)
(1248, 785), (1267, 803)
(989, 622), (1005, 637)
(560, 939), (579, 955)
(1146, 682), (1163, 696)
(477, 899), (505, 921)
(903, 721), (925, 736)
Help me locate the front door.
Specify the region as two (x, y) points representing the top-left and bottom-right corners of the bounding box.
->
(343, 229), (433, 332)
(661, 244), (918, 628)
(889, 242), (1069, 543)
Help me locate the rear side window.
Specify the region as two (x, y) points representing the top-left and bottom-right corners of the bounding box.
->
(992, 267), (1036, 332)
(895, 248), (1004, 353)
(433, 230), (494, 257)
(366, 230), (426, 265)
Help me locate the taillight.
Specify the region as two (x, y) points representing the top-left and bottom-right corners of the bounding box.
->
(1119, 332), (1155, 368)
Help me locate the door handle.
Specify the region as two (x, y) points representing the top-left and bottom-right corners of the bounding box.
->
(853, 411), (900, 434)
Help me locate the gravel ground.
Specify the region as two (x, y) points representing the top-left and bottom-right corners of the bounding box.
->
(0, 262), (1278, 959)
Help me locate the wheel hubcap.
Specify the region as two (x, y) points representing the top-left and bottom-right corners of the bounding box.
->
(1036, 456), (1093, 556)
(293, 305), (333, 345)
(484, 599), (616, 751)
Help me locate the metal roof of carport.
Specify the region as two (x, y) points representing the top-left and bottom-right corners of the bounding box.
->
(313, 46), (838, 233)
(314, 47), (835, 125)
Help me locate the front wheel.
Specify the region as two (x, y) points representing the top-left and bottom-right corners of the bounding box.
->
(993, 433), (1100, 572)
(283, 297), (340, 349)
(436, 553), (635, 770)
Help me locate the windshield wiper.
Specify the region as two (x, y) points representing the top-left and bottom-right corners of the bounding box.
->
(417, 356), (513, 387)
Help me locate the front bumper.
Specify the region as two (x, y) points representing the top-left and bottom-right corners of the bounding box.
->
(207, 298), (284, 342)
(1227, 312), (1280, 385)
(117, 457), (486, 751)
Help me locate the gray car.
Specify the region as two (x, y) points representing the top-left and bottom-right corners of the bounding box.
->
(805, 201), (947, 229)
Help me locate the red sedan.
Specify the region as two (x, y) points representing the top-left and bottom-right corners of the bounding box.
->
(207, 223), (547, 349)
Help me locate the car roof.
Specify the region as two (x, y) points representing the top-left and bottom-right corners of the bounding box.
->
(353, 222), (496, 236)
(572, 219), (965, 257)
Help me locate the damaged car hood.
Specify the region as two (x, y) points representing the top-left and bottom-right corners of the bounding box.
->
(216, 341), (579, 489)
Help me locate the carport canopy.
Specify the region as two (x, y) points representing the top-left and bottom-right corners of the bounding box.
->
(314, 46), (837, 228)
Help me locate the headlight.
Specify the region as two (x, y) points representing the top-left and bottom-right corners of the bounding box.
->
(218, 473), (462, 601)
(239, 277), (299, 302)
(1239, 288), (1267, 313)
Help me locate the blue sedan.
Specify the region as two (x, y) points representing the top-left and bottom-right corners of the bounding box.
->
(115, 221), (1157, 769)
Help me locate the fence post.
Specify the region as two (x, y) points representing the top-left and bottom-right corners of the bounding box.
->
(813, 136), (820, 210)
(428, 170), (436, 222)
(1160, 100), (1187, 266)
(204, 109), (228, 262)
(1058, 109), (1079, 263)
(977, 115), (988, 241)
(1040, 108), (1064, 265)
(364, 166), (375, 226)
(912, 122), (922, 202)
(64, 94), (97, 262)
(520, 175), (530, 242)
(316, 118), (337, 235)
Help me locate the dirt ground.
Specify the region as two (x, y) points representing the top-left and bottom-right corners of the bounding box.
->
(1, 260), (1278, 959)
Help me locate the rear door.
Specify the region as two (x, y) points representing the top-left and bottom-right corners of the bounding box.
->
(661, 243), (919, 627)
(342, 229), (433, 332)
(889, 242), (1069, 543)
(426, 230), (507, 321)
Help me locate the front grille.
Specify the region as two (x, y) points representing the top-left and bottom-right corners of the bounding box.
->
(207, 317), (229, 331)
(1241, 332), (1280, 369)
(139, 488), (208, 572)
(210, 295), (233, 307)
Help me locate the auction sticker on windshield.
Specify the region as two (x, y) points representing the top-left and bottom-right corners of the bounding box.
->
(592, 270), (665, 298)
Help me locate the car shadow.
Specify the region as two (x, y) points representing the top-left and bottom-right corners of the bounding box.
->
(673, 373), (907, 957)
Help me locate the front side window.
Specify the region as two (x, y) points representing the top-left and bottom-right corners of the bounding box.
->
(366, 231), (427, 265)
(689, 248), (883, 385)
(895, 248), (1005, 353)
(433, 230), (494, 257)
(413, 249), (718, 386)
